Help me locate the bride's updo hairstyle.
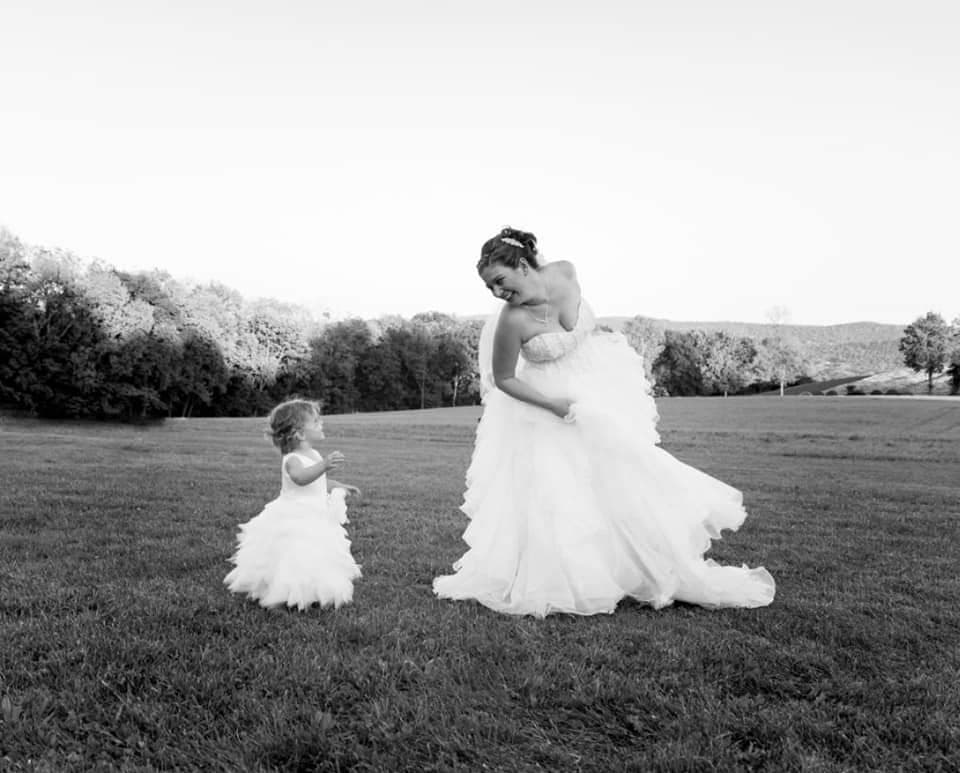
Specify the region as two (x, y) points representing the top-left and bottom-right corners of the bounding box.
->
(477, 227), (540, 274)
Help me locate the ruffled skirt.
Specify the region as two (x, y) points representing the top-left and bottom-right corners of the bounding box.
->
(225, 488), (361, 610)
(433, 331), (775, 617)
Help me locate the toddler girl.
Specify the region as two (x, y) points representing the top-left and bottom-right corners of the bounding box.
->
(224, 398), (361, 610)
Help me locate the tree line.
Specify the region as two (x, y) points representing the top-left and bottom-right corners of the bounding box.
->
(899, 312), (960, 394)
(0, 228), (483, 419)
(622, 317), (808, 397)
(2, 226), (872, 421)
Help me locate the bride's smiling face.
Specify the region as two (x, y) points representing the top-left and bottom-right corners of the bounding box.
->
(480, 261), (531, 305)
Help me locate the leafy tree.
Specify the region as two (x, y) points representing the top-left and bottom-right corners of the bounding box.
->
(899, 312), (950, 394)
(303, 319), (373, 413)
(622, 316), (665, 383)
(241, 298), (313, 395)
(29, 245), (84, 287)
(757, 306), (808, 397)
(947, 317), (960, 396)
(357, 336), (406, 411)
(0, 228), (33, 406)
(395, 321), (434, 410)
(411, 312), (476, 406)
(116, 269), (185, 330)
(86, 269), (190, 419)
(99, 332), (179, 420)
(20, 279), (106, 417)
(432, 331), (472, 406)
(77, 263), (154, 340)
(702, 332), (756, 397)
(755, 337), (807, 397)
(456, 318), (484, 404)
(652, 330), (707, 396)
(766, 305), (792, 326)
(169, 331), (230, 418)
(182, 282), (246, 360)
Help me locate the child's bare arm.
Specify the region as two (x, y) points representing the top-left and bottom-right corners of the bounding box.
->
(328, 478), (361, 498)
(285, 452), (344, 486)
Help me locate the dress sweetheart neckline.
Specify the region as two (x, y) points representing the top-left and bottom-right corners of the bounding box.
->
(522, 297), (584, 347)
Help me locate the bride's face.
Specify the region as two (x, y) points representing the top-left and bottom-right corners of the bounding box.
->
(480, 261), (531, 305)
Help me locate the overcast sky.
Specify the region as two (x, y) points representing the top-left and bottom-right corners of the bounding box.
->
(1, 0), (957, 325)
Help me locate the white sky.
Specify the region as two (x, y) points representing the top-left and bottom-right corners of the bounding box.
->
(1, 0), (958, 325)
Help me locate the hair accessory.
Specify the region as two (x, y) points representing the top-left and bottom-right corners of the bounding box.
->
(501, 236), (525, 249)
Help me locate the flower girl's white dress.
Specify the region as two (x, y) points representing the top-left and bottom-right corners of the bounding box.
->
(225, 451), (361, 610)
(433, 300), (775, 617)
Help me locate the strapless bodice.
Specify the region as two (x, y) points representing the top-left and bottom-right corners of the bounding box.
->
(520, 300), (595, 363)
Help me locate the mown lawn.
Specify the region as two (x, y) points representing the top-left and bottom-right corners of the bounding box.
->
(1, 398), (959, 771)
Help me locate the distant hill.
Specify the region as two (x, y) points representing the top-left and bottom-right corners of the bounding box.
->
(596, 316), (903, 344)
(594, 316), (906, 380)
(777, 368), (956, 396)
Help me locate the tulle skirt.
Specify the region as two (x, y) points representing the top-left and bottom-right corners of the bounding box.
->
(433, 331), (775, 617)
(225, 488), (361, 610)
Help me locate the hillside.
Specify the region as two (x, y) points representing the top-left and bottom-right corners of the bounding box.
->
(778, 368), (957, 396)
(595, 317), (906, 380)
(597, 316), (903, 345)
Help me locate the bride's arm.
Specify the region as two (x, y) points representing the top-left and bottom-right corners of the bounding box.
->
(492, 315), (572, 419)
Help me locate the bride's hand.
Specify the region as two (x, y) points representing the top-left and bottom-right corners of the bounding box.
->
(549, 398), (574, 420)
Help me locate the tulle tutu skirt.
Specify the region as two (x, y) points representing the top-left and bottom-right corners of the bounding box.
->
(225, 488), (361, 610)
(433, 331), (775, 617)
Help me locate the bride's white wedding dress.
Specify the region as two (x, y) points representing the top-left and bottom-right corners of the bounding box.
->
(433, 299), (775, 617)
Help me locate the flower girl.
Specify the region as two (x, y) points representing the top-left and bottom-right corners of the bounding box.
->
(224, 399), (361, 610)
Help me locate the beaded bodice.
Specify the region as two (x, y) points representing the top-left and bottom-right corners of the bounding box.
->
(520, 300), (595, 363)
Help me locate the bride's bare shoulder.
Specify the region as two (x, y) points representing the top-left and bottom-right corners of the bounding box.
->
(543, 260), (577, 280)
(496, 304), (524, 333)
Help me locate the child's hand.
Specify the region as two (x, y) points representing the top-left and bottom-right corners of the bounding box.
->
(337, 484), (361, 499)
(325, 451), (345, 471)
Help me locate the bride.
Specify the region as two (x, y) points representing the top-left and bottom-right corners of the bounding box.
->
(432, 227), (775, 617)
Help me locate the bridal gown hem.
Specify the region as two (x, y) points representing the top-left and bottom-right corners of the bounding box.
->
(432, 300), (775, 617)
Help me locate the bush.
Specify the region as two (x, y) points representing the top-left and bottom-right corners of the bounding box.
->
(846, 385), (864, 396)
(824, 390), (838, 396)
(885, 388), (904, 396)
(870, 389), (884, 395)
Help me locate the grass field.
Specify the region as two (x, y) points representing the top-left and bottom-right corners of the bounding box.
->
(2, 398), (959, 772)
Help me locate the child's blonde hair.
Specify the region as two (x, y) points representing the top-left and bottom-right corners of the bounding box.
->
(265, 398), (322, 454)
